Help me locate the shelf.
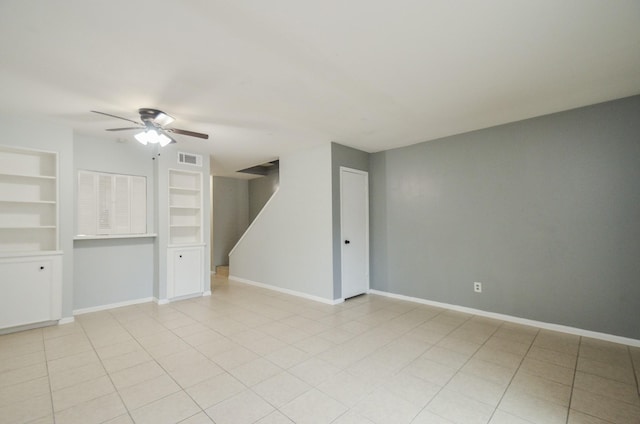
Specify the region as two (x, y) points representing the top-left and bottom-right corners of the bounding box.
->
(74, 233), (157, 240)
(170, 225), (200, 228)
(169, 186), (200, 192)
(0, 199), (56, 205)
(0, 226), (56, 229)
(168, 243), (206, 249)
(169, 205), (200, 209)
(0, 172), (56, 180)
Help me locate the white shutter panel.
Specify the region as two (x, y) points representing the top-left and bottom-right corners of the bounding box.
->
(77, 171), (97, 235)
(76, 170), (147, 236)
(114, 175), (130, 234)
(97, 174), (113, 234)
(130, 176), (146, 234)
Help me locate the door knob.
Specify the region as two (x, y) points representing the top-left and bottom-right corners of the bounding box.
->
(344, 240), (350, 244)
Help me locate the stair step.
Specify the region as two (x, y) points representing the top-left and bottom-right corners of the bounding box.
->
(216, 265), (229, 276)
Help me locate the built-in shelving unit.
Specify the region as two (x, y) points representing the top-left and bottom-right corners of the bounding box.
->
(167, 168), (204, 300)
(0, 146), (58, 254)
(0, 145), (62, 330)
(168, 169), (202, 246)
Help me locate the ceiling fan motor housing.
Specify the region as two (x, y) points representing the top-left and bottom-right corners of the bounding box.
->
(139, 108), (163, 122)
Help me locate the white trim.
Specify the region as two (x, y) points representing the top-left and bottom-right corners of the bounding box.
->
(228, 188), (280, 257)
(230, 275), (344, 305)
(0, 320), (58, 335)
(58, 317), (75, 325)
(154, 292), (206, 304)
(369, 289), (640, 347)
(73, 297), (154, 315)
(74, 233), (157, 240)
(167, 292), (204, 302)
(167, 243), (206, 248)
(0, 250), (63, 259)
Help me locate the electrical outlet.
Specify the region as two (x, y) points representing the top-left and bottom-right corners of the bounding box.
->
(474, 282), (482, 293)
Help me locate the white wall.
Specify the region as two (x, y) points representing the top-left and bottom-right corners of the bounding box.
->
(229, 143), (334, 300)
(0, 114), (75, 319)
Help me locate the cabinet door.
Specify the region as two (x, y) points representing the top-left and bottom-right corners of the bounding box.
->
(0, 256), (61, 329)
(170, 248), (203, 298)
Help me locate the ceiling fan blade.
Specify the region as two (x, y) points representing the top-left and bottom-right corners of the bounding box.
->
(91, 110), (142, 126)
(106, 127), (143, 131)
(167, 128), (209, 139)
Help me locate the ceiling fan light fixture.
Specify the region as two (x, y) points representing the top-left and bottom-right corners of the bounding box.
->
(158, 133), (172, 147)
(135, 129), (172, 146)
(134, 131), (149, 145)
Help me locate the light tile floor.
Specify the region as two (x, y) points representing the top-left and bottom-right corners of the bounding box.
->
(1, 275), (639, 424)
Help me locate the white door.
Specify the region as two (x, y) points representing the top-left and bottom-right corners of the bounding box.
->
(340, 167), (369, 299)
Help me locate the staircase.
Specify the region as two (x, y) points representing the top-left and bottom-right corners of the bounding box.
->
(215, 265), (229, 277)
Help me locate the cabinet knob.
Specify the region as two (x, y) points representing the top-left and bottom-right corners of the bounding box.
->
(179, 255), (182, 258)
(40, 266), (45, 270)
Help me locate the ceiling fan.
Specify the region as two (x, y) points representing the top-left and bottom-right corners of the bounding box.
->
(91, 108), (209, 146)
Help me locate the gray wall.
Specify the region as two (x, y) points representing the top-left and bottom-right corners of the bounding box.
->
(331, 142), (370, 299)
(212, 177), (249, 268)
(248, 169), (279, 223)
(370, 95), (640, 339)
(73, 135), (155, 310)
(74, 238), (154, 309)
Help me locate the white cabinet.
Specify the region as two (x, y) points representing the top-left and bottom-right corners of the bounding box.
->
(0, 145), (62, 330)
(0, 255), (62, 329)
(167, 247), (203, 299)
(166, 169), (205, 300)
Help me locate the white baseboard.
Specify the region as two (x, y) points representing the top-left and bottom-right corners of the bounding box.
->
(0, 320), (58, 335)
(369, 289), (640, 348)
(73, 297), (154, 315)
(58, 317), (75, 325)
(154, 292), (209, 304)
(230, 275), (344, 305)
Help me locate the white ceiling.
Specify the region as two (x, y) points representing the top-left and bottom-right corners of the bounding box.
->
(1, 1), (639, 177)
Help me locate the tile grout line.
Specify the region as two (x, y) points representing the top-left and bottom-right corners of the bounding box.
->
(564, 336), (582, 424)
(402, 310), (490, 423)
(8, 280), (639, 424)
(482, 322), (540, 424)
(627, 345), (640, 398)
(75, 313), (137, 424)
(133, 296), (301, 422)
(119, 301), (219, 421)
(40, 328), (57, 424)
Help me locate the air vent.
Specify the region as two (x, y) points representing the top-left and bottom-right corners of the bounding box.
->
(178, 152), (202, 167)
